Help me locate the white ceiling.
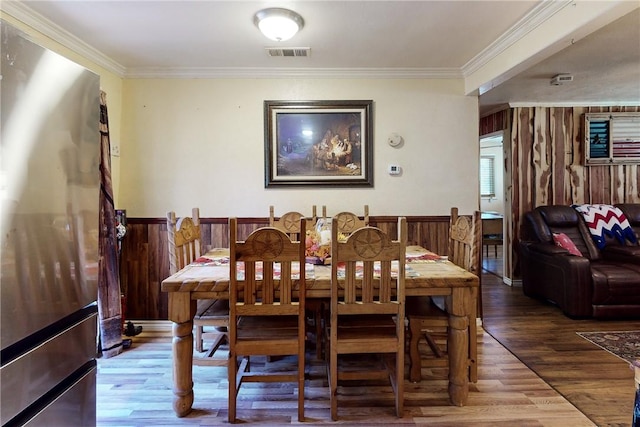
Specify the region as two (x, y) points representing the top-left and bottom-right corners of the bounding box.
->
(479, 6), (640, 113)
(3, 1), (639, 115)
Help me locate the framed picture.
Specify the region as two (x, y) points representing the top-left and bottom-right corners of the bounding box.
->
(264, 100), (373, 187)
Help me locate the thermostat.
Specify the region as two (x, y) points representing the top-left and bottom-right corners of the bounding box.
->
(388, 164), (401, 175)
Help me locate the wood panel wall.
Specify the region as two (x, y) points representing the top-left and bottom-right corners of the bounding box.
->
(120, 215), (451, 320)
(488, 105), (640, 282)
(479, 106), (640, 282)
(479, 108), (508, 136)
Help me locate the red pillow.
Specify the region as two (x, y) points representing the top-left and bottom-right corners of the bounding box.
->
(552, 233), (583, 257)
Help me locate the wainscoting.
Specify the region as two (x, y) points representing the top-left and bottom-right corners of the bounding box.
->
(119, 215), (451, 320)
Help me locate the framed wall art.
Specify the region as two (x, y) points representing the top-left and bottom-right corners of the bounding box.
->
(264, 100), (373, 187)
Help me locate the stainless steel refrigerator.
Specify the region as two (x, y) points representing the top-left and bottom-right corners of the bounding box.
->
(1, 20), (100, 426)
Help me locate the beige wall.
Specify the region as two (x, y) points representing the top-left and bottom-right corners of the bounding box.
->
(3, 11), (480, 219)
(119, 78), (479, 217)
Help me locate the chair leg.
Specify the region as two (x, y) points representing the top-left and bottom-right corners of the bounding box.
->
(408, 318), (422, 382)
(424, 332), (445, 358)
(298, 351), (305, 421)
(228, 354), (237, 423)
(409, 318), (475, 383)
(315, 308), (323, 359)
(306, 299), (324, 360)
(195, 325), (203, 352)
(396, 349), (404, 417)
(316, 301), (327, 360)
(330, 346), (338, 421)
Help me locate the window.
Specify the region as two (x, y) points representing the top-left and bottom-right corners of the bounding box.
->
(480, 156), (495, 198)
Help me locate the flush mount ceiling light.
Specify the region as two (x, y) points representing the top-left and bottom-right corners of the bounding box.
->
(254, 8), (304, 42)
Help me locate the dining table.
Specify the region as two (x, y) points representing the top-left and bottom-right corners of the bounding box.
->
(161, 245), (479, 417)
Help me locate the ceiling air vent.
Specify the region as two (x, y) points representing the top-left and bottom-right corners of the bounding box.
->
(550, 74), (573, 86)
(266, 47), (310, 57)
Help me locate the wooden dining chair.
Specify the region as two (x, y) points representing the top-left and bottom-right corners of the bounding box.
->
(227, 217), (307, 423)
(406, 207), (481, 383)
(326, 216), (407, 420)
(332, 204), (369, 235)
(167, 208), (228, 365)
(269, 205), (318, 240)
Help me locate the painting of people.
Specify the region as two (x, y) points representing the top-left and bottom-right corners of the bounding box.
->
(264, 100), (373, 187)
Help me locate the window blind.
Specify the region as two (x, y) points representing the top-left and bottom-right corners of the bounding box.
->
(480, 156), (495, 197)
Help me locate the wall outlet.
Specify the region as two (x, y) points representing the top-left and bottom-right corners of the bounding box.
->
(111, 144), (120, 157)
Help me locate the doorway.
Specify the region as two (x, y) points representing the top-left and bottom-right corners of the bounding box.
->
(480, 132), (504, 278)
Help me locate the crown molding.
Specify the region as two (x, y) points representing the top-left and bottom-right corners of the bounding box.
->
(462, 0), (572, 77)
(509, 101), (640, 108)
(2, 0), (567, 81)
(0, 1), (465, 80)
(123, 67), (463, 79)
(1, 0), (126, 76)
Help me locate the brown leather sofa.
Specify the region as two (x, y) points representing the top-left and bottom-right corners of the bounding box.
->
(614, 204), (640, 255)
(519, 205), (640, 319)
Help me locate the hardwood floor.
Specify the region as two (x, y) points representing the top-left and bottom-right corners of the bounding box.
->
(97, 325), (592, 426)
(96, 249), (638, 426)
(482, 246), (640, 427)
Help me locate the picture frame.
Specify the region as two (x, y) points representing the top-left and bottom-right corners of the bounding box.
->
(264, 100), (373, 187)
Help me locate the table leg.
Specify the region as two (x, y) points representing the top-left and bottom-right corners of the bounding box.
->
(169, 292), (196, 417)
(446, 288), (471, 406)
(409, 317), (422, 382)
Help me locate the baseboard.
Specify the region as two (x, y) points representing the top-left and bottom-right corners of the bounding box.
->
(125, 319), (172, 331)
(503, 277), (522, 287)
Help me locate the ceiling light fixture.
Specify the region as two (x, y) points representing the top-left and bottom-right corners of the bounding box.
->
(254, 8), (304, 42)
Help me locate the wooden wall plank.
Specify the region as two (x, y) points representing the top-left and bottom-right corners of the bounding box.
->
(147, 223), (163, 319)
(505, 112), (514, 276)
(479, 109), (508, 135)
(551, 107), (567, 204)
(568, 107), (586, 204)
(613, 165), (625, 204)
(534, 106), (552, 205)
(593, 165), (610, 203)
(627, 165), (640, 200)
